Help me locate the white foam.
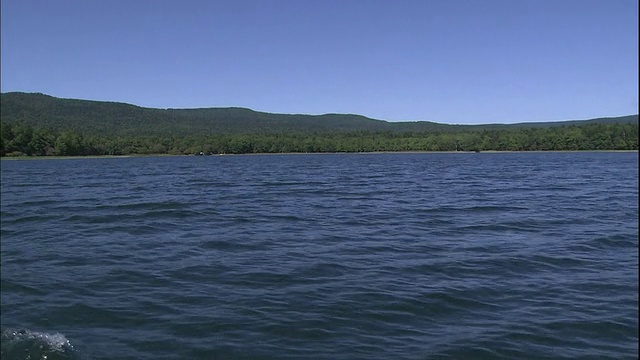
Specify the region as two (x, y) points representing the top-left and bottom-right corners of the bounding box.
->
(2, 328), (73, 352)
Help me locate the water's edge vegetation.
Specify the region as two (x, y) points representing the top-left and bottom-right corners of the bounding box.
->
(3, 121), (637, 157)
(1, 92), (638, 156)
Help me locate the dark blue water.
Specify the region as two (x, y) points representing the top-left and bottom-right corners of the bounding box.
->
(1, 152), (638, 360)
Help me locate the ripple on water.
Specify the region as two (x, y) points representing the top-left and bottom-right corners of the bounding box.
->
(1, 152), (637, 360)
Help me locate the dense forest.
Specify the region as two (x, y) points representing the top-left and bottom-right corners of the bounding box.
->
(0, 92), (638, 156)
(2, 121), (637, 156)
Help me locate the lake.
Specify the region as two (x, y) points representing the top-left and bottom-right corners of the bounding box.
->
(1, 152), (638, 360)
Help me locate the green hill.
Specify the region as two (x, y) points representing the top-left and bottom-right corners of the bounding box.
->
(0, 92), (420, 136)
(1, 92), (638, 156)
(2, 92), (636, 136)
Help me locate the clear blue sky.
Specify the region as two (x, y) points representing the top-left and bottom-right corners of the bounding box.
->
(1, 0), (638, 124)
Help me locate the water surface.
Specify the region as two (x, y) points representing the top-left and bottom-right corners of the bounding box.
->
(1, 152), (638, 359)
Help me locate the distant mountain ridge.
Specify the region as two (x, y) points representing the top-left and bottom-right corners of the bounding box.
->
(1, 92), (637, 137)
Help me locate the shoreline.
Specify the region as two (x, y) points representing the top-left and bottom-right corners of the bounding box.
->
(0, 153), (193, 160)
(1, 149), (637, 160)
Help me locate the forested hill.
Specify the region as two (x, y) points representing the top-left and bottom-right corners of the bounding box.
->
(0, 92), (434, 136)
(1, 92), (637, 136)
(1, 92), (638, 156)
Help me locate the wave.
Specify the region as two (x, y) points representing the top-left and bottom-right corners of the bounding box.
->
(0, 328), (78, 360)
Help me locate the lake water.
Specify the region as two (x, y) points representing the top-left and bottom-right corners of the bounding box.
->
(1, 152), (638, 360)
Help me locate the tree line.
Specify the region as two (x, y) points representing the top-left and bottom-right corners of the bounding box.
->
(1, 121), (637, 157)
